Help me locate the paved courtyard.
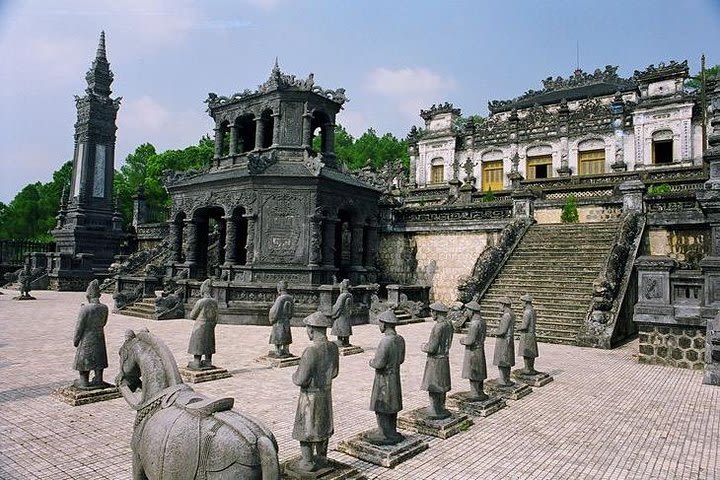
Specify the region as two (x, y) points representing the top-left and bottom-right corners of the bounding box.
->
(0, 289), (718, 479)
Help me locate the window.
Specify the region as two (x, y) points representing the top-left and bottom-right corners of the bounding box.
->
(653, 140), (673, 164)
(482, 160), (503, 192)
(430, 164), (444, 184)
(578, 149), (605, 175)
(526, 155), (552, 180)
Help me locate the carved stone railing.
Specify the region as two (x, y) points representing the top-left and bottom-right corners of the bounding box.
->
(100, 240), (172, 292)
(393, 200), (513, 229)
(456, 217), (534, 303)
(577, 212), (646, 348)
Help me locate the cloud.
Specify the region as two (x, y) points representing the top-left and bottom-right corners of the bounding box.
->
(365, 66), (455, 121)
(337, 110), (369, 138)
(241, 0), (284, 10)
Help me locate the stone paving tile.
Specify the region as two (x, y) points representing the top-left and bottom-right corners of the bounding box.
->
(0, 288), (719, 479)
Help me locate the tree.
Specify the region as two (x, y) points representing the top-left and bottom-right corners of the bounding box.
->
(312, 124), (409, 171)
(685, 64), (720, 91)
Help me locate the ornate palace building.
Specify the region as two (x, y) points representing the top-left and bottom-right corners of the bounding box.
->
(409, 61), (702, 191)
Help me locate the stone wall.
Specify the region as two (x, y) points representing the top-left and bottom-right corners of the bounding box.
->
(535, 204), (623, 224)
(645, 227), (710, 264)
(377, 233), (417, 285)
(413, 232), (490, 304)
(638, 324), (705, 369)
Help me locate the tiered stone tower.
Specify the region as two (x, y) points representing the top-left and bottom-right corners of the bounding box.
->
(50, 32), (123, 287)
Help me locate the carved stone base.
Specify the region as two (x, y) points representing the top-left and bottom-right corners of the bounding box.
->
(12, 295), (36, 300)
(397, 407), (473, 439)
(484, 379), (532, 400)
(338, 345), (364, 357)
(52, 384), (121, 406)
(703, 365), (720, 386)
(255, 354), (301, 368)
(281, 456), (365, 479)
(447, 391), (506, 417)
(336, 430), (428, 467)
(178, 366), (231, 383)
(511, 369), (554, 387)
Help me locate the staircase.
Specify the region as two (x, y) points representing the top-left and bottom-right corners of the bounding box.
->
(117, 297), (158, 320)
(478, 221), (621, 345)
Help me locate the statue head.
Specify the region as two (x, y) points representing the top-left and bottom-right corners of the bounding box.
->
(86, 279), (101, 303)
(520, 293), (533, 304)
(339, 278), (350, 292)
(200, 278), (213, 297)
(464, 300), (482, 313)
(377, 309), (399, 333)
(277, 280), (288, 294)
(303, 311), (332, 340)
(429, 301), (449, 321)
(498, 297), (512, 309)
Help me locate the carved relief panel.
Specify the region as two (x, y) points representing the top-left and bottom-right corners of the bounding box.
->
(257, 190), (309, 264)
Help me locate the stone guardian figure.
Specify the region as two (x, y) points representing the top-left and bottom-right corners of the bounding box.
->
(268, 280), (294, 357)
(187, 278), (217, 370)
(331, 278), (354, 347)
(493, 296), (515, 386)
(459, 300), (488, 400)
(517, 293), (539, 374)
(292, 311), (340, 472)
(420, 302), (453, 419)
(367, 309), (406, 445)
(73, 279), (110, 389)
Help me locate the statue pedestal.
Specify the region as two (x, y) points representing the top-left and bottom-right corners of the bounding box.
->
(397, 407), (473, 439)
(52, 383), (121, 406)
(484, 379), (532, 400)
(255, 354), (301, 368)
(447, 391), (506, 417)
(178, 366), (231, 383)
(281, 456), (365, 479)
(336, 430), (428, 467)
(338, 345), (364, 357)
(704, 364), (720, 385)
(511, 369), (554, 387)
(12, 295), (36, 300)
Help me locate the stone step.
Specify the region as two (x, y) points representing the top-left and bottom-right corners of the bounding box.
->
(117, 310), (156, 320)
(486, 279), (597, 290)
(481, 304), (588, 317)
(490, 271), (600, 281)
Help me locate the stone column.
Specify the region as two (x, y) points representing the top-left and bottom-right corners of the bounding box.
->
(169, 220), (183, 262)
(618, 180), (645, 212)
(323, 123), (335, 154)
(301, 103), (312, 149)
(350, 223), (364, 267)
(322, 217), (337, 267)
(308, 212), (323, 266)
(363, 224), (378, 269)
(224, 215), (238, 265)
(213, 126), (223, 159)
(254, 116), (264, 150)
(184, 219), (199, 265)
(243, 213), (256, 265)
(229, 124), (239, 155)
(272, 112), (281, 146)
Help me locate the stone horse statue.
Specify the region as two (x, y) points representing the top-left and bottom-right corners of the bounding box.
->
(117, 329), (280, 480)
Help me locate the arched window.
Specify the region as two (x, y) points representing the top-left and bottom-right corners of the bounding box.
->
(578, 139), (606, 175)
(430, 158), (444, 184)
(652, 130), (673, 164)
(235, 114), (255, 153)
(481, 150), (504, 192)
(261, 109), (274, 149)
(311, 110), (333, 155)
(526, 145), (552, 180)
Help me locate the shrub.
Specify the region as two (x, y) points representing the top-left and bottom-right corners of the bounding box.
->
(647, 183), (671, 195)
(482, 188), (495, 202)
(561, 194), (579, 223)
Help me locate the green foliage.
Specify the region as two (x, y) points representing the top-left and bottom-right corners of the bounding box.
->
(647, 183), (671, 195)
(312, 124), (410, 171)
(0, 161), (72, 240)
(561, 194), (579, 223)
(686, 64), (720, 91)
(114, 137), (213, 225)
(482, 188), (495, 202)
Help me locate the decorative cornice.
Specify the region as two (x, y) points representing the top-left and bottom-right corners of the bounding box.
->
(205, 61), (348, 110)
(420, 102), (460, 121)
(633, 60), (688, 83)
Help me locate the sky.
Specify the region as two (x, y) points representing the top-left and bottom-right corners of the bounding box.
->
(1, 0), (719, 203)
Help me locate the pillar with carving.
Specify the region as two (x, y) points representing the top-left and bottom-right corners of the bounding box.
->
(243, 213), (256, 265)
(184, 219), (199, 265)
(224, 215), (238, 265)
(272, 112), (281, 146)
(301, 103), (312, 149)
(321, 216), (337, 267)
(169, 220), (184, 262)
(350, 223), (365, 268)
(213, 125), (223, 159)
(308, 211), (323, 266)
(363, 223), (379, 270)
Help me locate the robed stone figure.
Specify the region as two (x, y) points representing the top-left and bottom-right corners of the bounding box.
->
(421, 301), (453, 419)
(518, 293), (539, 374)
(493, 296), (515, 386)
(268, 280), (294, 357)
(73, 280), (110, 389)
(187, 279), (217, 370)
(292, 311), (340, 472)
(460, 300), (488, 400)
(331, 279), (354, 347)
(367, 309), (406, 445)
